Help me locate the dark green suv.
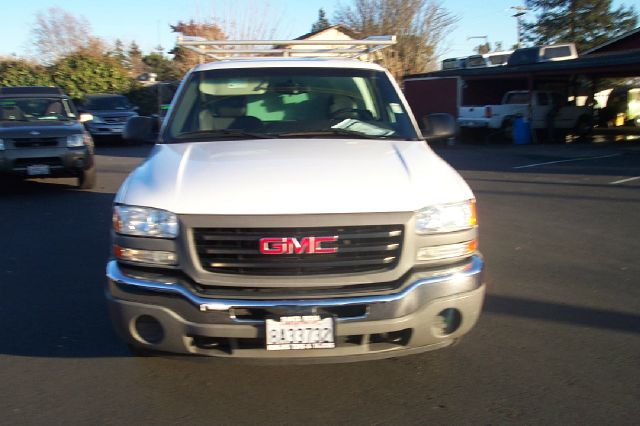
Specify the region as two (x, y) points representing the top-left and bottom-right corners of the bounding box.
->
(0, 86), (96, 189)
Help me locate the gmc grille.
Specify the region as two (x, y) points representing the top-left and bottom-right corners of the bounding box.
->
(193, 225), (404, 276)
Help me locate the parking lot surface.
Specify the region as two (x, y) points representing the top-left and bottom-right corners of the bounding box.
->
(1, 141), (639, 425)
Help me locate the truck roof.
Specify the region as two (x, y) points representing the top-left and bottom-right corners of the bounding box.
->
(0, 86), (67, 97)
(193, 57), (386, 73)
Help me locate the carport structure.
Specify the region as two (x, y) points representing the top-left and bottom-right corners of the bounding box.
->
(416, 49), (640, 106)
(403, 31), (640, 139)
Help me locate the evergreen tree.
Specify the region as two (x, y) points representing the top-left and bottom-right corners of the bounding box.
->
(50, 53), (131, 100)
(522, 0), (637, 52)
(127, 41), (146, 76)
(109, 39), (129, 68)
(0, 60), (52, 86)
(143, 53), (181, 81)
(310, 8), (331, 33)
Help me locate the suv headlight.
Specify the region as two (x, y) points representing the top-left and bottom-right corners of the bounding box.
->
(67, 134), (86, 147)
(415, 200), (476, 234)
(113, 205), (178, 238)
(91, 115), (105, 124)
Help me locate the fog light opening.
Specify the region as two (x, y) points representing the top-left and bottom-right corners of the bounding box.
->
(432, 308), (462, 337)
(134, 315), (164, 344)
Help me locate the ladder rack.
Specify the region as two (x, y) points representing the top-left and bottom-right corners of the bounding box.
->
(176, 35), (396, 61)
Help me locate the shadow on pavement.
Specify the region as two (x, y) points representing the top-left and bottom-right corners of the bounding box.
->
(484, 295), (640, 335)
(0, 180), (127, 357)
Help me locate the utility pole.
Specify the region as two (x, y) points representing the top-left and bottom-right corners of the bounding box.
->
(467, 35), (489, 53)
(511, 6), (528, 48)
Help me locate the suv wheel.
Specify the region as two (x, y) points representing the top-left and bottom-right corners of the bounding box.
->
(77, 165), (96, 189)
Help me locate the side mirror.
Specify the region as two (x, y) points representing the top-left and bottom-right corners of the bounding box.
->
(421, 113), (456, 142)
(79, 113), (94, 123)
(123, 116), (155, 141)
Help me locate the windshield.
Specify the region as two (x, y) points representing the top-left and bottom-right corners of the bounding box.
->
(166, 67), (419, 141)
(84, 96), (131, 110)
(0, 97), (75, 122)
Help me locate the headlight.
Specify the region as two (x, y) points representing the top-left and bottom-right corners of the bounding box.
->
(0, 138), (4, 150)
(67, 134), (86, 147)
(113, 205), (178, 238)
(415, 200), (476, 234)
(91, 115), (105, 124)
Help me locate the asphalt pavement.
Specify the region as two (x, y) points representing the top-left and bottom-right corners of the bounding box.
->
(0, 140), (638, 425)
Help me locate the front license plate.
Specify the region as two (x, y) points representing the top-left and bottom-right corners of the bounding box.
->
(26, 164), (50, 176)
(266, 315), (335, 350)
(111, 126), (124, 132)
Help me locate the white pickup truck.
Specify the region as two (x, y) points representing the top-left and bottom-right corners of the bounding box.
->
(458, 90), (592, 138)
(109, 54), (485, 362)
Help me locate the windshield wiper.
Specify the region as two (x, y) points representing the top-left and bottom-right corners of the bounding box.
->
(177, 129), (275, 139)
(274, 129), (389, 139)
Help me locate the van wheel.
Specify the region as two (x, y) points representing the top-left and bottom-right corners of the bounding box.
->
(77, 165), (96, 189)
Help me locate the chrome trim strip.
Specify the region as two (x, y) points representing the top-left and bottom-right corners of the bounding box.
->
(106, 255), (483, 312)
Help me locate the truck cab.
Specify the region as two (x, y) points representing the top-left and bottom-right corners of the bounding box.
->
(107, 40), (485, 362)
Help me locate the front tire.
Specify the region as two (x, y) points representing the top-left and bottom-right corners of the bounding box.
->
(77, 165), (96, 189)
(501, 118), (514, 142)
(572, 116), (592, 142)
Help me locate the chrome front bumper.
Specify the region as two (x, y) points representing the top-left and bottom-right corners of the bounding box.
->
(106, 255), (485, 362)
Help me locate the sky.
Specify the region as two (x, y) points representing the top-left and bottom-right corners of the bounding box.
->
(0, 0), (635, 63)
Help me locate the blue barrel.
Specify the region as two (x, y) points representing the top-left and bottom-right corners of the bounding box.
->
(513, 117), (531, 145)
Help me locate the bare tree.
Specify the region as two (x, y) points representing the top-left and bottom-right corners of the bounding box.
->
(334, 0), (458, 78)
(170, 1), (284, 69)
(203, 0), (284, 40)
(30, 7), (105, 64)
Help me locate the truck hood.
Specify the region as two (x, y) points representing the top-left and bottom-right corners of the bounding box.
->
(88, 110), (137, 118)
(116, 139), (473, 215)
(0, 120), (84, 137)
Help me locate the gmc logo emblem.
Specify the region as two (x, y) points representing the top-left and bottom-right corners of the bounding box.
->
(259, 236), (339, 255)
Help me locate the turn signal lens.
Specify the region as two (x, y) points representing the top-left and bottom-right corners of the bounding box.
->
(113, 245), (178, 265)
(417, 240), (477, 261)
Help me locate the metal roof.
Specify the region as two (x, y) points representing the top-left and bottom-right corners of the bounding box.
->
(405, 49), (640, 81)
(582, 26), (640, 55)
